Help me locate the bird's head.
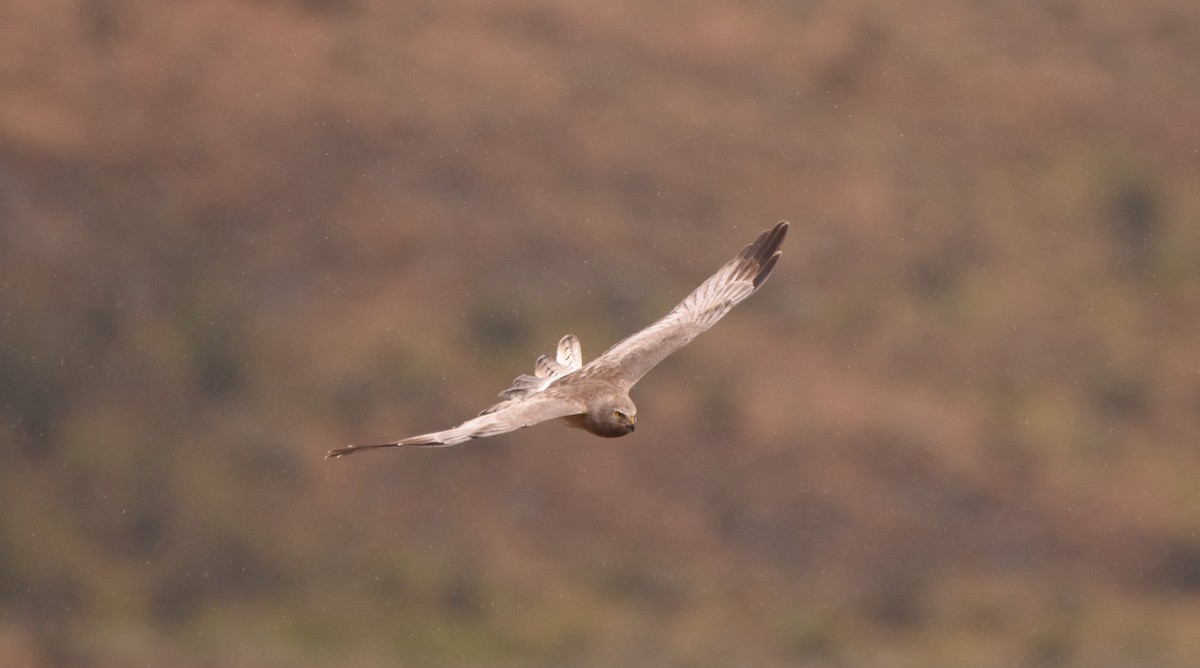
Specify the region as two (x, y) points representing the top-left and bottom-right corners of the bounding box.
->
(586, 396), (637, 438)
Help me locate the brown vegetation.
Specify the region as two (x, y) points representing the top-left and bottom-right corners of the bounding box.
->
(2, 0), (1199, 666)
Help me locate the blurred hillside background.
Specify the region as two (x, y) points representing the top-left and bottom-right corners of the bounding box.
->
(2, 0), (1199, 666)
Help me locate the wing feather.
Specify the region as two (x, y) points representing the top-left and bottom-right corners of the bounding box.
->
(326, 394), (585, 458)
(585, 221), (787, 390)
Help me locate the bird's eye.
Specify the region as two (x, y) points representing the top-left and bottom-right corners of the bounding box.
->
(613, 410), (625, 420)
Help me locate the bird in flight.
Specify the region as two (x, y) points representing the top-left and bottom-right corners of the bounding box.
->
(327, 221), (788, 458)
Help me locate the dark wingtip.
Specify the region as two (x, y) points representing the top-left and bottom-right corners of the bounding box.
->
(325, 442), (401, 459)
(740, 221), (788, 286)
(742, 221), (788, 258)
(753, 251), (782, 289)
(765, 221), (789, 252)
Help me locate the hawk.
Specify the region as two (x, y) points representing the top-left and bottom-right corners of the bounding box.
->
(327, 221), (788, 457)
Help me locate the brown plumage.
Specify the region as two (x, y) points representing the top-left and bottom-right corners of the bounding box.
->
(327, 221), (788, 458)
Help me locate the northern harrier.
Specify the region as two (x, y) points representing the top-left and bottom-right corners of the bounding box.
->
(327, 221), (788, 458)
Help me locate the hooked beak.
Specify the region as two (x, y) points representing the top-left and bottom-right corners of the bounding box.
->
(628, 416), (636, 432)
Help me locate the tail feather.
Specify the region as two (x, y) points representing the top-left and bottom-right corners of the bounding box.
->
(534, 354), (567, 379)
(556, 334), (582, 370)
(491, 334), (584, 405)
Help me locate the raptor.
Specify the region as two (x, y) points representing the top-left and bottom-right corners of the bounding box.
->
(327, 222), (788, 457)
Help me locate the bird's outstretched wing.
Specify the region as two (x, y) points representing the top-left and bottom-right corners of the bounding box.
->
(327, 222), (786, 458)
(583, 221), (787, 391)
(326, 394), (585, 458)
